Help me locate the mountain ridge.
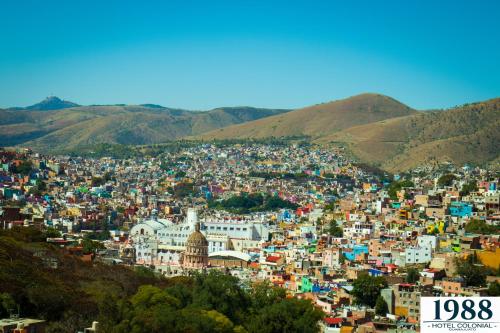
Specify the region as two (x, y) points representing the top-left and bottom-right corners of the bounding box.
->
(320, 97), (500, 171)
(197, 93), (418, 140)
(0, 102), (290, 151)
(2, 94), (498, 171)
(8, 96), (80, 111)
(196, 94), (499, 171)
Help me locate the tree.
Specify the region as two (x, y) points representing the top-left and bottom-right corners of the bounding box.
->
(191, 271), (250, 324)
(246, 297), (324, 333)
(91, 176), (105, 187)
(171, 182), (196, 199)
(327, 221), (343, 237)
(487, 281), (500, 296)
(44, 227), (62, 238)
(351, 273), (388, 308)
(210, 193), (297, 214)
(29, 179), (47, 196)
(460, 181), (478, 196)
(11, 160), (33, 175)
(81, 238), (105, 254)
(455, 253), (490, 287)
(0, 293), (17, 318)
(465, 219), (500, 235)
(324, 201), (336, 212)
(375, 296), (388, 316)
(437, 174), (456, 187)
(250, 281), (286, 309)
(387, 180), (414, 201)
(405, 268), (420, 284)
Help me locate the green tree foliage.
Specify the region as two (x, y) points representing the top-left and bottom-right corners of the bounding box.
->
(487, 281), (500, 296)
(327, 221), (343, 237)
(44, 227), (62, 238)
(405, 267), (420, 284)
(387, 179), (414, 200)
(465, 219), (500, 235)
(324, 201), (337, 212)
(249, 281), (287, 309)
(175, 171), (187, 178)
(245, 297), (324, 333)
(248, 171), (307, 180)
(0, 227), (166, 331)
(0, 228), (323, 332)
(169, 182), (196, 199)
(455, 253), (490, 287)
(0, 293), (17, 317)
(95, 272), (322, 333)
(81, 237), (105, 254)
(191, 271), (250, 323)
(11, 160), (33, 175)
(91, 176), (105, 187)
(351, 273), (388, 308)
(460, 181), (478, 196)
(375, 296), (389, 316)
(28, 179), (47, 196)
(134, 266), (162, 280)
(437, 174), (456, 187)
(209, 193), (298, 214)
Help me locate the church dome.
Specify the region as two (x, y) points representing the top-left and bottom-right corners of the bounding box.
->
(186, 223), (208, 247)
(183, 222), (209, 269)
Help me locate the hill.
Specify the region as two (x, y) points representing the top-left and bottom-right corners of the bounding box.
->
(320, 98), (500, 171)
(0, 227), (168, 331)
(9, 96), (80, 111)
(197, 93), (417, 139)
(0, 99), (289, 152)
(0, 227), (323, 333)
(197, 94), (499, 171)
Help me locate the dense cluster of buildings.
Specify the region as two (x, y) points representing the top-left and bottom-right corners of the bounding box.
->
(1, 144), (499, 332)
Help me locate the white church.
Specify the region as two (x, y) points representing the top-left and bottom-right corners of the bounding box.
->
(129, 208), (269, 275)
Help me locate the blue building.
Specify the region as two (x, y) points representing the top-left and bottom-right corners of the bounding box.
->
(449, 202), (473, 217)
(344, 244), (369, 261)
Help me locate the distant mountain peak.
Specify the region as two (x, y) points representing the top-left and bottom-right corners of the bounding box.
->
(140, 103), (165, 109)
(25, 96), (79, 111)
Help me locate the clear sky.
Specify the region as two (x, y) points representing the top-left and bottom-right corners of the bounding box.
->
(1, 0), (499, 110)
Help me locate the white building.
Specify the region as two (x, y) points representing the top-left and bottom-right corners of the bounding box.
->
(417, 235), (438, 250)
(130, 208), (269, 269)
(343, 220), (374, 239)
(404, 246), (432, 265)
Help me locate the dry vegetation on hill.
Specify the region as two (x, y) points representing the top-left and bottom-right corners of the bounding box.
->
(198, 93), (417, 139)
(321, 98), (500, 171)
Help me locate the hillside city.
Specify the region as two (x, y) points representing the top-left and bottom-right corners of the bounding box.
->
(0, 142), (498, 332)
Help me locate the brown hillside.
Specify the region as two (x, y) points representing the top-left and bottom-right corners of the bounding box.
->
(1, 104), (288, 152)
(321, 98), (500, 171)
(197, 93), (417, 139)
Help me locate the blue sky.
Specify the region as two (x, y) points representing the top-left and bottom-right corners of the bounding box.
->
(1, 0), (499, 110)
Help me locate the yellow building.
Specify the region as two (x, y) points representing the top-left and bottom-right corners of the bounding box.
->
(477, 248), (500, 270)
